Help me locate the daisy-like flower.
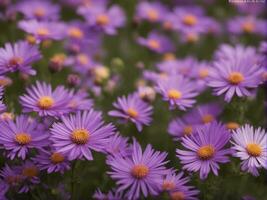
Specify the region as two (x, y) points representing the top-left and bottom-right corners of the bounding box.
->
(19, 81), (72, 117)
(156, 76), (198, 110)
(108, 93), (153, 132)
(32, 148), (70, 174)
(231, 124), (267, 176)
(0, 115), (48, 160)
(108, 139), (168, 200)
(0, 41), (41, 75)
(78, 5), (125, 35)
(176, 122), (232, 180)
(137, 32), (174, 54)
(18, 20), (65, 43)
(16, 0), (60, 21)
(208, 45), (264, 102)
(93, 188), (124, 200)
(67, 90), (93, 112)
(104, 133), (130, 157)
(50, 110), (115, 160)
(0, 164), (22, 190)
(161, 170), (199, 200)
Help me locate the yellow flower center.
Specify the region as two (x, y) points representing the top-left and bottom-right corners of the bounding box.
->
(163, 53), (176, 61)
(186, 33), (199, 43)
(226, 122), (239, 130)
(8, 57), (24, 67)
(0, 77), (11, 86)
(50, 152), (65, 164)
(131, 164), (149, 179)
(127, 108), (139, 118)
(26, 35), (37, 45)
(50, 53), (66, 66)
(183, 125), (193, 136)
(148, 39), (160, 50)
(246, 143), (262, 157)
(162, 180), (175, 191)
(163, 21), (173, 30)
(33, 7), (45, 18)
(228, 72), (244, 85)
(170, 191), (185, 200)
(71, 129), (90, 145)
(182, 14), (197, 26)
(38, 96), (54, 109)
(37, 27), (50, 37)
(0, 112), (14, 121)
(147, 9), (159, 22)
(22, 166), (38, 178)
(15, 133), (32, 145)
(77, 54), (89, 65)
(242, 22), (255, 33)
(68, 27), (84, 39)
(168, 89), (182, 100)
(199, 69), (209, 79)
(202, 114), (214, 124)
(197, 145), (215, 160)
(96, 14), (110, 25)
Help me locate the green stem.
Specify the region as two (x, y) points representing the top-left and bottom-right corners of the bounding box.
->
(70, 161), (77, 200)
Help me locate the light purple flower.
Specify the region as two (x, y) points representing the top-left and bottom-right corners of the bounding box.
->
(93, 188), (124, 200)
(0, 41), (41, 75)
(50, 110), (115, 160)
(108, 93), (153, 132)
(231, 124), (267, 176)
(67, 89), (93, 112)
(0, 115), (48, 160)
(108, 139), (168, 200)
(104, 133), (130, 157)
(176, 122), (232, 179)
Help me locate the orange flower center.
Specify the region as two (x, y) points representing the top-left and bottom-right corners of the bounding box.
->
(147, 9), (159, 22)
(186, 33), (199, 43)
(71, 129), (90, 145)
(7, 175), (22, 185)
(22, 166), (38, 178)
(50, 53), (66, 66)
(162, 180), (175, 191)
(26, 35), (37, 45)
(8, 57), (24, 67)
(38, 96), (54, 109)
(246, 143), (262, 157)
(77, 54), (89, 65)
(15, 133), (32, 145)
(199, 69), (209, 79)
(0, 112), (14, 121)
(96, 14), (110, 25)
(202, 114), (214, 124)
(242, 22), (255, 33)
(163, 53), (176, 61)
(50, 152), (65, 164)
(37, 27), (50, 37)
(68, 27), (84, 39)
(131, 164), (149, 179)
(226, 122), (239, 130)
(183, 125), (193, 136)
(228, 72), (244, 85)
(127, 107), (139, 118)
(168, 89), (182, 100)
(170, 191), (185, 200)
(197, 145), (215, 160)
(33, 7), (46, 18)
(183, 14), (197, 26)
(148, 39), (160, 50)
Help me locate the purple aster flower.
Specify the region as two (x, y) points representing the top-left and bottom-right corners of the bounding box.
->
(137, 32), (174, 54)
(135, 2), (167, 23)
(0, 164), (22, 190)
(176, 122), (232, 180)
(50, 110), (115, 160)
(32, 149), (70, 174)
(228, 16), (267, 36)
(108, 139), (168, 200)
(0, 115), (48, 160)
(156, 76), (198, 110)
(108, 93), (153, 132)
(0, 179), (8, 200)
(78, 5), (125, 35)
(19, 81), (72, 117)
(208, 44), (264, 102)
(93, 188), (124, 200)
(0, 76), (12, 87)
(67, 90), (93, 112)
(161, 170), (199, 199)
(0, 41), (41, 75)
(104, 133), (130, 158)
(231, 124), (267, 176)
(16, 0), (60, 21)
(18, 20), (66, 43)
(66, 53), (95, 75)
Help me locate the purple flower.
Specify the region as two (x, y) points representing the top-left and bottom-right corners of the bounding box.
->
(78, 5), (125, 35)
(0, 164), (22, 190)
(135, 2), (167, 23)
(50, 110), (115, 160)
(228, 16), (267, 36)
(161, 170), (199, 199)
(137, 32), (174, 54)
(0, 115), (48, 160)
(0, 41), (41, 75)
(156, 76), (198, 110)
(108, 93), (153, 132)
(93, 188), (124, 200)
(16, 0), (60, 21)
(18, 20), (66, 43)
(208, 45), (264, 102)
(104, 133), (130, 157)
(19, 81), (72, 117)
(108, 139), (168, 200)
(32, 149), (70, 174)
(176, 122), (232, 179)
(67, 90), (93, 112)
(231, 124), (267, 176)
